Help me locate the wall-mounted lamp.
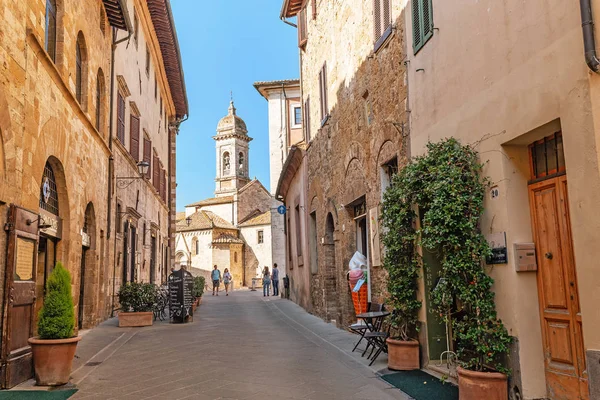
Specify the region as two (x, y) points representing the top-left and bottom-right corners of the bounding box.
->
(186, 216), (192, 226)
(116, 161), (151, 189)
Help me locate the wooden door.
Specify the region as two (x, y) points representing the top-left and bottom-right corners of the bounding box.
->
(78, 247), (86, 329)
(529, 176), (588, 400)
(1, 205), (39, 388)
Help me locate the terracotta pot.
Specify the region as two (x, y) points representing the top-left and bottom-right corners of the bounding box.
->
(386, 338), (420, 370)
(118, 311), (153, 327)
(192, 302), (197, 312)
(457, 367), (507, 400)
(199, 297), (202, 305)
(28, 336), (81, 386)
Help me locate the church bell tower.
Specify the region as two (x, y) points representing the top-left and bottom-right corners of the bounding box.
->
(214, 101), (252, 197)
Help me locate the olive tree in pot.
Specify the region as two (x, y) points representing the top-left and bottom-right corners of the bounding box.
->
(28, 262), (80, 386)
(381, 154), (422, 371)
(408, 139), (512, 400)
(117, 282), (158, 327)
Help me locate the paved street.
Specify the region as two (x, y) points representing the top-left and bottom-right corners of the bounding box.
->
(69, 290), (407, 400)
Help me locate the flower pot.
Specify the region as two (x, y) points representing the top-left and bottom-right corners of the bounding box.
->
(118, 311), (153, 327)
(28, 336), (81, 386)
(386, 338), (420, 370)
(457, 367), (507, 400)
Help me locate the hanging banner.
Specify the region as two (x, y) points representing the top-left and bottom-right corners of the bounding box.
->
(369, 207), (381, 266)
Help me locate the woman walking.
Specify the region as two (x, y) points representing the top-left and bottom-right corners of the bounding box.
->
(223, 268), (232, 296)
(262, 267), (271, 297)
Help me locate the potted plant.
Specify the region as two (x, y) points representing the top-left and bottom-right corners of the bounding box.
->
(28, 262), (80, 386)
(117, 282), (158, 327)
(193, 276), (205, 306)
(405, 139), (512, 399)
(381, 170), (422, 371)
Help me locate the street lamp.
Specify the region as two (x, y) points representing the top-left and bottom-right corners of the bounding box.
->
(116, 161), (150, 189)
(186, 216), (192, 226)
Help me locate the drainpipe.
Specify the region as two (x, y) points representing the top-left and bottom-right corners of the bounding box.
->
(581, 0), (600, 72)
(280, 17), (297, 28)
(109, 27), (131, 317)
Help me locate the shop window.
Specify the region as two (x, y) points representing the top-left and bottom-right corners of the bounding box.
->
(529, 132), (565, 181)
(40, 162), (59, 216)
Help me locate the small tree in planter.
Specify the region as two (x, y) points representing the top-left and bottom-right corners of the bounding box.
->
(193, 276), (205, 305)
(381, 168), (422, 370)
(397, 138), (512, 399)
(117, 282), (158, 327)
(29, 262), (81, 386)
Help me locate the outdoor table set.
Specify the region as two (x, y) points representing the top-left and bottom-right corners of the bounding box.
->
(349, 307), (391, 366)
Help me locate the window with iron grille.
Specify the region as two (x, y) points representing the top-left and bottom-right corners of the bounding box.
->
(45, 0), (57, 62)
(413, 0), (434, 54)
(40, 162), (59, 216)
(529, 132), (566, 182)
(373, 0), (392, 51)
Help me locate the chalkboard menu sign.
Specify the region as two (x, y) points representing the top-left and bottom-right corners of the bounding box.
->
(168, 269), (194, 323)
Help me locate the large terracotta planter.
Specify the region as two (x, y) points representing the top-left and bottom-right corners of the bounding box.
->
(386, 338), (420, 370)
(457, 367), (507, 400)
(118, 311), (153, 327)
(28, 336), (81, 386)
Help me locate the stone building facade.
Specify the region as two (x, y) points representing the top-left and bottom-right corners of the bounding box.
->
(0, 0), (186, 388)
(278, 0), (408, 325)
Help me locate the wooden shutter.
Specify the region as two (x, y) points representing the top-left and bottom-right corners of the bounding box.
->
(143, 138), (151, 179)
(117, 93), (126, 144)
(312, 0), (317, 19)
(298, 7), (307, 48)
(304, 97), (311, 140)
(373, 0), (382, 40)
(422, 0), (433, 41)
(413, 0), (434, 53)
(319, 63), (328, 121)
(153, 154), (160, 191)
(160, 169), (166, 201)
(129, 115), (140, 161)
(383, 0), (391, 31)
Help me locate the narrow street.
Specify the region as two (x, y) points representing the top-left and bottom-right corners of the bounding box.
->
(69, 291), (406, 400)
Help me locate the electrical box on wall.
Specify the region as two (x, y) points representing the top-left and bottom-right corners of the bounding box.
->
(514, 243), (537, 272)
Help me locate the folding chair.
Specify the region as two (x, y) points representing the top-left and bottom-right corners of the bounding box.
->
(349, 302), (384, 352)
(363, 311), (395, 366)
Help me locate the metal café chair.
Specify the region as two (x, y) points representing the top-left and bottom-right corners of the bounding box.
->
(349, 302), (384, 352)
(363, 311), (395, 366)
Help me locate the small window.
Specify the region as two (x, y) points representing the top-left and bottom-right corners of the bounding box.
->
(363, 91), (373, 126)
(381, 156), (398, 195)
(318, 63), (328, 124)
(234, 252), (238, 262)
(116, 203), (122, 233)
(293, 106), (302, 127)
(195, 238), (200, 255)
(133, 11), (139, 46)
(45, 0), (57, 62)
(238, 152), (245, 175)
(295, 205), (303, 258)
(76, 39), (83, 104)
(258, 230), (264, 244)
(40, 162), (59, 216)
(529, 132), (565, 181)
(145, 46), (150, 75)
(413, 0), (434, 54)
(374, 0), (393, 51)
(222, 152), (231, 175)
(100, 5), (107, 35)
(96, 70), (104, 132)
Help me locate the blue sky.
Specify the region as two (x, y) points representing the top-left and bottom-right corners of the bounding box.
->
(171, 1), (299, 211)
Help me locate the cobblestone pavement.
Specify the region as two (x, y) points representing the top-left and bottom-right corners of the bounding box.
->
(70, 290), (408, 400)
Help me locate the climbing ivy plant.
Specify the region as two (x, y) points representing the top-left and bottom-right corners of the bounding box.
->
(382, 138), (512, 373)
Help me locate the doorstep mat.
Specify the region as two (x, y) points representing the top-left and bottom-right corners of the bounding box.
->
(380, 370), (458, 400)
(0, 389), (77, 399)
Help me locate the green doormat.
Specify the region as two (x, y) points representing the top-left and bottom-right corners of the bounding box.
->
(0, 389), (77, 399)
(380, 370), (458, 400)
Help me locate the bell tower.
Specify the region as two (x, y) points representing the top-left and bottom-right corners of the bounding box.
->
(214, 101), (252, 197)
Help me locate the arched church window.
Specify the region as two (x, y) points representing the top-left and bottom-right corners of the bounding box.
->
(194, 237), (200, 255)
(238, 152), (245, 174)
(222, 152), (230, 175)
(40, 162), (59, 215)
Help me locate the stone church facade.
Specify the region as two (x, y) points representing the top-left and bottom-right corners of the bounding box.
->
(175, 102), (274, 287)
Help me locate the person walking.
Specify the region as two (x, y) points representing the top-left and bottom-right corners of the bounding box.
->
(223, 268), (232, 296)
(271, 263), (280, 296)
(211, 265), (221, 296)
(262, 267), (271, 297)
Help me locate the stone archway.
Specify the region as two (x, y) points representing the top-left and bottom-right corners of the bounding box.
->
(323, 213), (339, 322)
(79, 202), (98, 329)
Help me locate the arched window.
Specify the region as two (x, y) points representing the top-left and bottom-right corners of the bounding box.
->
(195, 238), (200, 255)
(234, 252), (237, 263)
(75, 32), (87, 109)
(238, 152), (245, 174)
(45, 0), (57, 62)
(95, 69), (105, 132)
(222, 152), (230, 175)
(39, 162), (59, 216)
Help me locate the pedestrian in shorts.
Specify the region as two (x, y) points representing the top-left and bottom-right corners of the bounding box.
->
(211, 265), (221, 296)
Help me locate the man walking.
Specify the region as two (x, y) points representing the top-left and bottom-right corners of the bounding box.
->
(211, 265), (221, 296)
(272, 263), (280, 297)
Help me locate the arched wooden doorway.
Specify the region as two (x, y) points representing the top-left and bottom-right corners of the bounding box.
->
(78, 203), (95, 329)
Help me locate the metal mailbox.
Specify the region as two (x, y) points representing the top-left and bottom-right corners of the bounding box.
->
(514, 243), (537, 272)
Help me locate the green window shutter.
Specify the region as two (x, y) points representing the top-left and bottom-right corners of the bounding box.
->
(413, 0), (434, 54)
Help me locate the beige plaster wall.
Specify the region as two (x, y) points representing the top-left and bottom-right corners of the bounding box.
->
(406, 0), (600, 397)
